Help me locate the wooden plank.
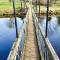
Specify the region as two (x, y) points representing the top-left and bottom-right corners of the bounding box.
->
(23, 3), (40, 60)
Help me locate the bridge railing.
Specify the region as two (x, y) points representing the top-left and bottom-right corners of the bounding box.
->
(7, 10), (28, 60)
(32, 11), (60, 60)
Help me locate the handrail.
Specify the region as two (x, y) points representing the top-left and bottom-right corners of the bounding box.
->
(32, 10), (60, 60)
(7, 9), (28, 60)
(7, 20), (26, 60)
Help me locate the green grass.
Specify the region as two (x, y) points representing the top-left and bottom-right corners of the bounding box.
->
(0, 2), (21, 9)
(0, 3), (20, 9)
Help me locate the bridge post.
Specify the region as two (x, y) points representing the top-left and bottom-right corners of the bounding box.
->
(39, 0), (40, 18)
(36, 0), (37, 16)
(21, 0), (23, 9)
(23, 0), (26, 8)
(13, 0), (18, 38)
(45, 0), (49, 38)
(37, 0), (40, 20)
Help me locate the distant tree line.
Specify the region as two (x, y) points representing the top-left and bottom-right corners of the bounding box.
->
(9, 0), (20, 3)
(32, 0), (59, 5)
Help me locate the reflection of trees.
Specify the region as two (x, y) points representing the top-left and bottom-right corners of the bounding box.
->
(57, 16), (60, 25)
(48, 16), (51, 21)
(7, 18), (15, 28)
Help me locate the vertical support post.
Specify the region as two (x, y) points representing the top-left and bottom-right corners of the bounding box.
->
(13, 0), (18, 38)
(38, 0), (40, 20)
(39, 0), (40, 17)
(36, 0), (37, 15)
(45, 0), (49, 38)
(24, 0), (26, 8)
(21, 0), (22, 9)
(24, 0), (25, 8)
(44, 47), (48, 60)
(23, 0), (24, 8)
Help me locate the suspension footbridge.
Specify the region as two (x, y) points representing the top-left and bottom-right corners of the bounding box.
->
(5, 1), (60, 60)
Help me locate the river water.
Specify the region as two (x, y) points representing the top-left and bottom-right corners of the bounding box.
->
(39, 16), (60, 58)
(0, 17), (23, 60)
(0, 16), (60, 59)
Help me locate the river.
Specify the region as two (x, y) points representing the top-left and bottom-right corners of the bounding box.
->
(0, 17), (24, 60)
(39, 16), (60, 58)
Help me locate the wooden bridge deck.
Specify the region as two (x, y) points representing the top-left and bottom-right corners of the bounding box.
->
(23, 3), (40, 60)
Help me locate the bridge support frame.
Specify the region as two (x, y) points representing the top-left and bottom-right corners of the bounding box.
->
(45, 0), (49, 38)
(13, 0), (18, 38)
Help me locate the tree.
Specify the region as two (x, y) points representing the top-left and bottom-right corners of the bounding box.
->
(9, 0), (12, 3)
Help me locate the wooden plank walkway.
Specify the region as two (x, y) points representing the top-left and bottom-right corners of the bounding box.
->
(23, 3), (40, 60)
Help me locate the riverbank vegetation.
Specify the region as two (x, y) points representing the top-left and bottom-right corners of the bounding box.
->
(33, 0), (60, 16)
(0, 0), (26, 17)
(0, 0), (60, 17)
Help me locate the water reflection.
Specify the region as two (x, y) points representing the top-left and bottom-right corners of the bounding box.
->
(39, 16), (60, 58)
(0, 17), (23, 60)
(57, 16), (60, 25)
(7, 18), (15, 28)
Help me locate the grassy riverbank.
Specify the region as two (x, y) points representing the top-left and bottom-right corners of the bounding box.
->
(0, 2), (21, 9)
(34, 1), (60, 16)
(0, 1), (26, 17)
(0, 1), (60, 17)
(35, 4), (60, 16)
